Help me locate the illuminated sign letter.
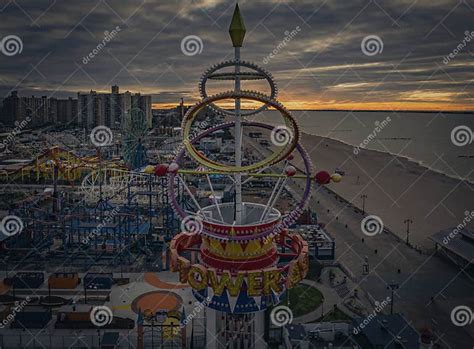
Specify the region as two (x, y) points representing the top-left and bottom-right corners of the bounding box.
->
(188, 264), (208, 290)
(263, 268), (282, 295)
(177, 257), (190, 284)
(247, 271), (263, 297)
(208, 269), (244, 297)
(286, 261), (302, 289)
(298, 255), (309, 278)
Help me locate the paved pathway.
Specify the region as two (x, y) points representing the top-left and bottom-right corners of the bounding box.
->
(293, 279), (358, 324)
(247, 135), (474, 348)
(306, 183), (474, 348)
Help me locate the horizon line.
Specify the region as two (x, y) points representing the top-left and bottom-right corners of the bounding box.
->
(152, 105), (474, 114)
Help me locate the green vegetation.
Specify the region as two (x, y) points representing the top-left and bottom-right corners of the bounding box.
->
(280, 284), (324, 317)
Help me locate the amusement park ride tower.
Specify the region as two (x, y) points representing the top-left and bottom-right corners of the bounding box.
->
(167, 4), (334, 348)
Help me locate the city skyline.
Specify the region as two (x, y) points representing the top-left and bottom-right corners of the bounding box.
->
(1, 86), (152, 129)
(0, 0), (473, 112)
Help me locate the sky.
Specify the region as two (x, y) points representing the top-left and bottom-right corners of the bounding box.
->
(0, 0), (473, 111)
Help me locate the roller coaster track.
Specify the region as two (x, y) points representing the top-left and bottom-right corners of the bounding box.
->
(0, 146), (123, 183)
(80, 167), (168, 205)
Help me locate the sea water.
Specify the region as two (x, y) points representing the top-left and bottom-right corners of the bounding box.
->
(256, 110), (474, 182)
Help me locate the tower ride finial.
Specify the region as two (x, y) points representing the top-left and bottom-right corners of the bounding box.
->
(229, 3), (246, 47)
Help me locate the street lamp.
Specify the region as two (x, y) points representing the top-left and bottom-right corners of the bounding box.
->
(361, 195), (368, 215)
(404, 219), (413, 245)
(387, 283), (399, 314)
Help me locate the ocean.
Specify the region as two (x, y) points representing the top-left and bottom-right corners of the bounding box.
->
(254, 110), (474, 182)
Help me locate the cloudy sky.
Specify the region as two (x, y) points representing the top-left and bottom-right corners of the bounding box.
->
(0, 0), (473, 111)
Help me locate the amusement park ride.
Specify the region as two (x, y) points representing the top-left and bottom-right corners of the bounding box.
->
(0, 146), (122, 183)
(1, 120), (178, 270)
(122, 107), (149, 170)
(0, 5), (343, 348)
(166, 5), (340, 348)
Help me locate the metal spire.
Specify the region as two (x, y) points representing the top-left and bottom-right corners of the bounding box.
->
(229, 3), (246, 47)
(230, 3), (245, 224)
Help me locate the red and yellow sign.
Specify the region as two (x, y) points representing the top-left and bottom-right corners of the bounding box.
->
(170, 231), (309, 297)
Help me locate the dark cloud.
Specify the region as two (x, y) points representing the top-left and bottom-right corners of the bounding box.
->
(0, 0), (472, 109)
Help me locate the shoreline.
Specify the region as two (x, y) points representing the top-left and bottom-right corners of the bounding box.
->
(304, 131), (474, 186)
(295, 132), (473, 249)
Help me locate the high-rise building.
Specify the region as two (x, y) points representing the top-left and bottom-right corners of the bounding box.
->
(0, 87), (151, 129)
(77, 86), (152, 130)
(0, 91), (20, 125)
(0, 91), (78, 127)
(53, 97), (78, 124)
(131, 93), (152, 126)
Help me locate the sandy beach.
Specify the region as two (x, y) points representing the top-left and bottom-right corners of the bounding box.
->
(295, 132), (473, 250)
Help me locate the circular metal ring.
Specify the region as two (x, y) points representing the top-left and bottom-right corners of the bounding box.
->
(182, 90), (299, 173)
(199, 60), (278, 116)
(168, 121), (313, 232)
(208, 72), (266, 80)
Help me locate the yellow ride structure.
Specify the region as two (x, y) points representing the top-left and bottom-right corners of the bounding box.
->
(0, 146), (125, 183)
